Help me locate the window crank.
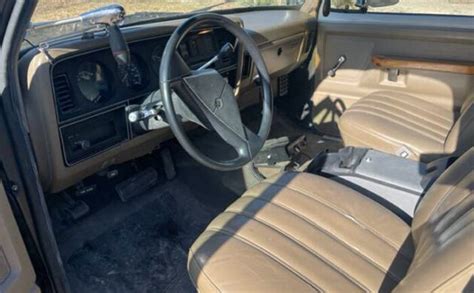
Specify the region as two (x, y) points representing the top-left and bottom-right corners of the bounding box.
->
(328, 55), (347, 77)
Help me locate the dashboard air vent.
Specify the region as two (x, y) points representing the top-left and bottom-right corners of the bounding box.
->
(53, 74), (75, 114)
(278, 74), (289, 97)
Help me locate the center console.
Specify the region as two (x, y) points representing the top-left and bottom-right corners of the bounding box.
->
(306, 147), (451, 219)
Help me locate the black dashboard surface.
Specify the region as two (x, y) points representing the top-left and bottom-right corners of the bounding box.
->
(52, 28), (237, 123)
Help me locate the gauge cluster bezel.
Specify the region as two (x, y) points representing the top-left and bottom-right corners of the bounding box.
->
(51, 28), (237, 124)
(51, 39), (161, 124)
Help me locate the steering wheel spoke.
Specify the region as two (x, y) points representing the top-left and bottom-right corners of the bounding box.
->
(167, 52), (192, 82)
(244, 126), (264, 154)
(211, 125), (262, 164)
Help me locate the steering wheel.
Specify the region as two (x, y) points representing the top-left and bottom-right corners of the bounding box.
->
(159, 13), (273, 171)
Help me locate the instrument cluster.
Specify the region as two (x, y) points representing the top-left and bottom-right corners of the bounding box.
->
(52, 28), (236, 123)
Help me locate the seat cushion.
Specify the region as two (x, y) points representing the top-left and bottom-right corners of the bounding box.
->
(339, 91), (457, 162)
(188, 172), (415, 292)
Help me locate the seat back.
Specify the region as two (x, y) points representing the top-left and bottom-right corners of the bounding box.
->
(395, 148), (473, 292)
(445, 95), (474, 157)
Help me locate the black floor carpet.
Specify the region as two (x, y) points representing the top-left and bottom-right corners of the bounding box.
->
(59, 179), (219, 293)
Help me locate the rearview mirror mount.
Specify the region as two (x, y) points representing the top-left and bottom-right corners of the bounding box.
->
(323, 0), (399, 17)
(322, 0), (331, 16)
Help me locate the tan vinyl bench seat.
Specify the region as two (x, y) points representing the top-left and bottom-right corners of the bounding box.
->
(188, 148), (473, 292)
(339, 91), (473, 162)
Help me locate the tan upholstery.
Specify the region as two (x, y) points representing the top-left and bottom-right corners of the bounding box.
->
(395, 147), (474, 292)
(188, 148), (474, 292)
(339, 91), (474, 162)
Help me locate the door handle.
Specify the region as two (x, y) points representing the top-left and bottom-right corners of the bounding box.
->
(328, 55), (347, 77)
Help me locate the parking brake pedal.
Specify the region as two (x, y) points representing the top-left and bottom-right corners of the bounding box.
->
(62, 193), (90, 221)
(115, 167), (158, 202)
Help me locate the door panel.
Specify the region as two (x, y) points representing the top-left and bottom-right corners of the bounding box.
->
(0, 181), (39, 292)
(311, 12), (474, 136)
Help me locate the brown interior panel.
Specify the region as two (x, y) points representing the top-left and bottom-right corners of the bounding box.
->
(311, 12), (474, 137)
(19, 10), (316, 193)
(260, 33), (307, 77)
(0, 181), (39, 292)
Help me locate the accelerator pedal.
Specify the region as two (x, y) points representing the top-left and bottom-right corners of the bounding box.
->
(115, 167), (158, 202)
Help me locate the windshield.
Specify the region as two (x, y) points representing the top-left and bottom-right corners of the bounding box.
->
(26, 0), (304, 46)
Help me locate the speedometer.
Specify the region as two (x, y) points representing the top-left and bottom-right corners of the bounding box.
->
(76, 62), (111, 103)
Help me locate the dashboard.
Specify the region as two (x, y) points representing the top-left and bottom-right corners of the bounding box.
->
(19, 10), (317, 192)
(52, 28), (238, 166)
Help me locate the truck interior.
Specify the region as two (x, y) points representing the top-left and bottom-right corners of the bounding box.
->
(0, 0), (472, 292)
